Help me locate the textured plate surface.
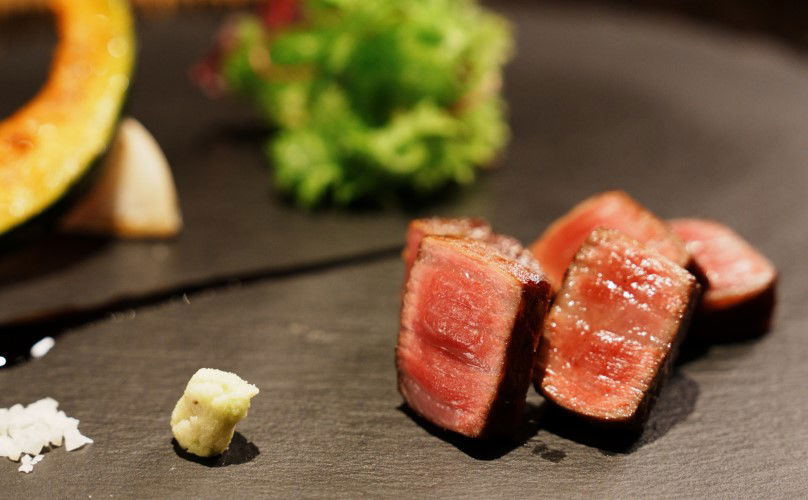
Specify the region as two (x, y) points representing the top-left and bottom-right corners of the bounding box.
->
(1, 257), (806, 497)
(0, 10), (481, 324)
(2, 2), (808, 497)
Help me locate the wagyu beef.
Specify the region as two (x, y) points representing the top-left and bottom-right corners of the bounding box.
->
(535, 229), (699, 427)
(403, 217), (492, 278)
(403, 217), (541, 277)
(397, 236), (552, 438)
(670, 218), (777, 340)
(488, 234), (545, 275)
(530, 191), (690, 289)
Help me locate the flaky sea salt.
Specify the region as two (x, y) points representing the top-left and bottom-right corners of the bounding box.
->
(18, 453), (44, 473)
(0, 398), (92, 473)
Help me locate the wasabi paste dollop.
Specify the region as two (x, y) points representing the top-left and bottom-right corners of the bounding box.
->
(170, 368), (259, 457)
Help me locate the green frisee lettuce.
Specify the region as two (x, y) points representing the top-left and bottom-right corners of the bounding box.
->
(219, 0), (513, 208)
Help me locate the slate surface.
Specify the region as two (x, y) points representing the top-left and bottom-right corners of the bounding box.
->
(2, 2), (808, 497)
(0, 10), (481, 324)
(1, 257), (807, 498)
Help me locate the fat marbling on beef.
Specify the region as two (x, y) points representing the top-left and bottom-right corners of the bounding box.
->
(404, 217), (542, 277)
(530, 191), (690, 290)
(535, 229), (699, 427)
(670, 218), (777, 340)
(397, 235), (552, 438)
(403, 217), (492, 279)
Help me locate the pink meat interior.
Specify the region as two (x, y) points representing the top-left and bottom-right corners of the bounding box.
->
(530, 191), (688, 289)
(540, 229), (695, 421)
(403, 218), (491, 278)
(670, 218), (775, 310)
(398, 237), (522, 436)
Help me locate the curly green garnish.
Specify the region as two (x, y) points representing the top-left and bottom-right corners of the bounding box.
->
(210, 0), (513, 208)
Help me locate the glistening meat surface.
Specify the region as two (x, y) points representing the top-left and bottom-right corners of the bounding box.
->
(536, 229), (699, 426)
(530, 191), (689, 289)
(670, 218), (777, 339)
(670, 218), (776, 310)
(397, 236), (551, 438)
(402, 217), (491, 278)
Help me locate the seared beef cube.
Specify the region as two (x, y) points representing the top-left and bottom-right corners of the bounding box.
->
(397, 236), (552, 438)
(535, 229), (699, 428)
(670, 218), (777, 340)
(403, 217), (491, 278)
(530, 191), (690, 289)
(404, 217), (542, 277)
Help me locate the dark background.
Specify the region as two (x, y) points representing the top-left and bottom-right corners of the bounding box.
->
(536, 0), (808, 49)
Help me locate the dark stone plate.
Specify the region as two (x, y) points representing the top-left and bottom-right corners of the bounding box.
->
(1, 255), (806, 497)
(0, 10), (482, 324)
(1, 2), (807, 496)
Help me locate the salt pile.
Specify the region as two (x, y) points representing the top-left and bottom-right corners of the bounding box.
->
(0, 398), (93, 473)
(18, 453), (44, 473)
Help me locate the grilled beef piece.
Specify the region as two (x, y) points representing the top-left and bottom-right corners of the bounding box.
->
(404, 217), (543, 277)
(535, 229), (699, 428)
(530, 191), (690, 289)
(487, 234), (545, 276)
(403, 217), (492, 279)
(397, 235), (552, 438)
(670, 218), (777, 340)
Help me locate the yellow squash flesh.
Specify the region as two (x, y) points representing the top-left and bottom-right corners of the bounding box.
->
(0, 0), (135, 234)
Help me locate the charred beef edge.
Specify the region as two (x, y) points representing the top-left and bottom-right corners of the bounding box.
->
(626, 277), (701, 431)
(534, 247), (702, 432)
(479, 278), (552, 439)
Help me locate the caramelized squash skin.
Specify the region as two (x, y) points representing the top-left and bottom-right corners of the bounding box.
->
(0, 0), (135, 234)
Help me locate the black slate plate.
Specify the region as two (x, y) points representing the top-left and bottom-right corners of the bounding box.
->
(1, 255), (806, 497)
(0, 10), (485, 325)
(2, 2), (808, 497)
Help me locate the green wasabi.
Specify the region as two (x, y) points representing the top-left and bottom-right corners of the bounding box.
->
(170, 368), (259, 457)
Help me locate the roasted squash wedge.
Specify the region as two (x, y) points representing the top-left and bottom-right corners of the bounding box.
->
(0, 0), (135, 236)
